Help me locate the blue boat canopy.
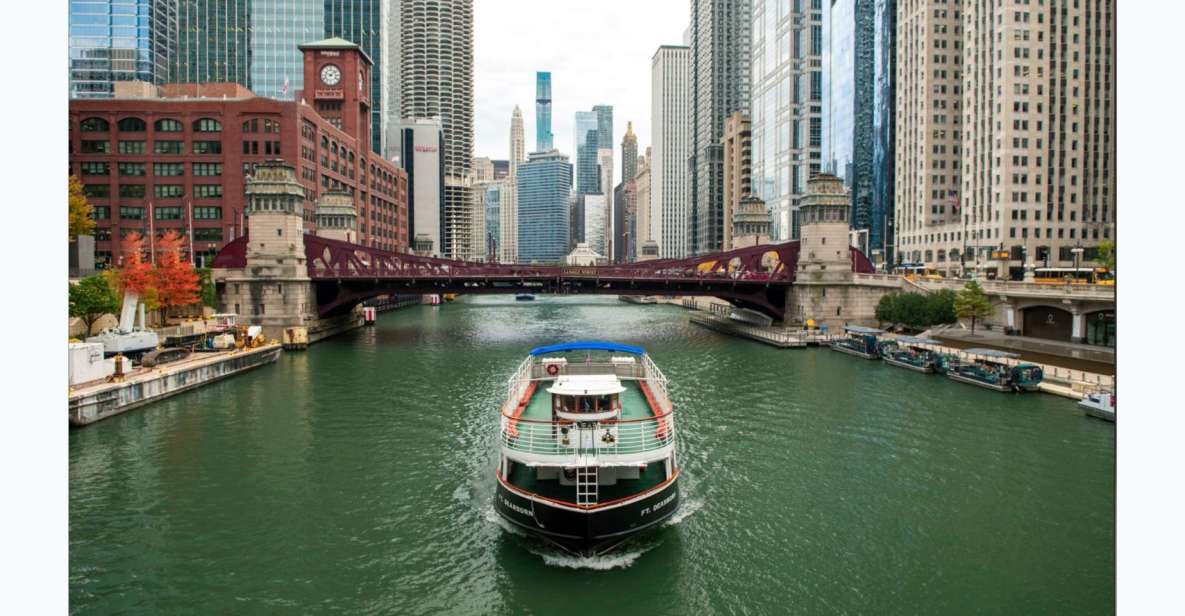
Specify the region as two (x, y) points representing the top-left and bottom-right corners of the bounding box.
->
(529, 341), (646, 356)
(963, 347), (1021, 358)
(895, 336), (942, 345)
(844, 325), (885, 334)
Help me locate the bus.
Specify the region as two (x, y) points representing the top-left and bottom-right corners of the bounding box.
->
(896, 263), (945, 281)
(1032, 267), (1114, 285)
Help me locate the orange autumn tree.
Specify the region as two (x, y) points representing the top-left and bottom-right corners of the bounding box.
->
(153, 230), (201, 315)
(117, 231), (155, 296)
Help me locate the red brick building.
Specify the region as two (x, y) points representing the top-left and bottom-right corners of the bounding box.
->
(68, 38), (407, 268)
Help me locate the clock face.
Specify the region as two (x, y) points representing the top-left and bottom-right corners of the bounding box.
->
(320, 64), (342, 86)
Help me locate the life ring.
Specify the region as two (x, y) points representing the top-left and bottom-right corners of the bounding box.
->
(546, 364), (560, 376)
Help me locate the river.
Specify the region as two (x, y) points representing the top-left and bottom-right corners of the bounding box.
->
(69, 295), (1115, 614)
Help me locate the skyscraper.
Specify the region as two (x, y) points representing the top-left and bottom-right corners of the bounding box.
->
(689, 0), (751, 255)
(651, 45), (692, 258)
(895, 1), (1115, 279)
(721, 111), (753, 250)
(505, 105), (525, 262)
(517, 150), (572, 263)
(574, 111), (600, 195)
(397, 117), (445, 256)
(621, 121), (638, 183)
(402, 0), (475, 260)
(173, 0), (251, 90)
(324, 0), (393, 154)
(69, 0), (178, 98)
(535, 71), (553, 151)
(825, 0), (894, 264)
(750, 0), (825, 241)
(250, 1), (324, 100)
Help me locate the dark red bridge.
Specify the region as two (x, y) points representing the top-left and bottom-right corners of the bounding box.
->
(213, 234), (875, 321)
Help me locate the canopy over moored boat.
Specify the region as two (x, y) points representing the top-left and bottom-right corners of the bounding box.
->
(530, 341), (646, 356)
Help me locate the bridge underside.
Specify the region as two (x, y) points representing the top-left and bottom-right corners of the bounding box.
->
(315, 279), (790, 320)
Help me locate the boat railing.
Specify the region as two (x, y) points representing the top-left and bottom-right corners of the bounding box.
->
(500, 413), (676, 458)
(502, 356), (535, 416)
(530, 361), (648, 380)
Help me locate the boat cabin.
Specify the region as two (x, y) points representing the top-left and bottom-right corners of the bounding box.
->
(548, 374), (626, 423)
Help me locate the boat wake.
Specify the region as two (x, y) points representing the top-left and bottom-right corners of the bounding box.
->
(531, 543), (658, 570)
(482, 505), (528, 536)
(663, 497), (703, 527)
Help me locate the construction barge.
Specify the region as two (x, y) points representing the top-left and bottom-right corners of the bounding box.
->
(68, 343), (281, 426)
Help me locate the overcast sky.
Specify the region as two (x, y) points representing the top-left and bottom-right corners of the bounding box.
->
(473, 0), (687, 172)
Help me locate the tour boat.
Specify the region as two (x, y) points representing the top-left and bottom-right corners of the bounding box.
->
(879, 336), (943, 373)
(1079, 390), (1116, 422)
(515, 293), (537, 301)
(829, 325), (884, 359)
(494, 341), (679, 556)
(946, 348), (1044, 392)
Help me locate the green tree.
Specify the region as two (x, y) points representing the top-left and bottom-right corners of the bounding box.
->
(197, 268), (218, 308)
(875, 294), (900, 326)
(954, 280), (993, 336)
(69, 175), (95, 240)
(69, 274), (120, 335)
(1097, 240), (1116, 273)
(924, 289), (958, 326)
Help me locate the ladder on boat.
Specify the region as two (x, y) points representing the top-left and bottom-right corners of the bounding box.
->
(576, 464), (598, 506)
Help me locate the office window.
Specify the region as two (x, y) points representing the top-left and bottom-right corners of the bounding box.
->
(153, 163), (184, 176)
(193, 118), (222, 132)
(154, 185), (184, 198)
(154, 118), (183, 132)
(194, 206), (222, 220)
(119, 162), (145, 176)
(83, 184), (110, 198)
(80, 162), (109, 176)
(119, 206), (144, 219)
(154, 206), (183, 220)
(79, 117), (109, 132)
(92, 206), (111, 220)
(193, 163), (222, 176)
(194, 185), (222, 199)
(192, 141), (222, 154)
(81, 140), (110, 154)
(193, 227), (223, 242)
(118, 185), (145, 198)
(117, 141), (146, 154)
(117, 117), (146, 132)
(155, 140), (184, 154)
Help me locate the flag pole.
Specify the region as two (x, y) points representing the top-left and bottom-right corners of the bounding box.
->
(149, 200), (156, 265)
(186, 200), (193, 261)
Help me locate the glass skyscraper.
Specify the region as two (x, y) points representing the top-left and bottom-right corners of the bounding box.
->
(325, 0), (388, 154)
(824, 0), (894, 262)
(172, 0), (251, 90)
(750, 0), (825, 241)
(69, 0), (177, 98)
(484, 183), (503, 261)
(535, 71), (553, 151)
(250, 0), (324, 100)
(574, 111), (600, 195)
(516, 150), (572, 263)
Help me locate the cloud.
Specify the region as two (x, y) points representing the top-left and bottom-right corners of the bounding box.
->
(474, 0), (688, 174)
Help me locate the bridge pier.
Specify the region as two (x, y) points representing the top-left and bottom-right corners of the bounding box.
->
(212, 161), (363, 345)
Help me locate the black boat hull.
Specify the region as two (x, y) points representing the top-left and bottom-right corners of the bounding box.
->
(495, 473), (680, 556)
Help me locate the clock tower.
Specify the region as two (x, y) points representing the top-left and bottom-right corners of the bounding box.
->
(298, 37), (372, 151)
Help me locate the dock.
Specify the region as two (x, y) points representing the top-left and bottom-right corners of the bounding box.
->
(689, 313), (838, 348)
(68, 344), (282, 426)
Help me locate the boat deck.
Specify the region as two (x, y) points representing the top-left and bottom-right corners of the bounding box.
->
(507, 462), (669, 504)
(519, 379), (656, 422)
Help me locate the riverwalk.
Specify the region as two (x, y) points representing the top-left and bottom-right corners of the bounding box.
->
(673, 301), (1112, 400)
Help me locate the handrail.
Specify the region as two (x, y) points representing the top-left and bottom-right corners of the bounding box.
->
(500, 414), (676, 457)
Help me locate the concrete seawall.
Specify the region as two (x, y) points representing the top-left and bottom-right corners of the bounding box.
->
(68, 345), (282, 426)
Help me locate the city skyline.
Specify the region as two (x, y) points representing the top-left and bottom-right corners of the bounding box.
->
(473, 0), (685, 160)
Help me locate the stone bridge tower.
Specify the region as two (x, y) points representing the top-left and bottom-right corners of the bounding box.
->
(217, 160), (316, 341)
(786, 174), (891, 329)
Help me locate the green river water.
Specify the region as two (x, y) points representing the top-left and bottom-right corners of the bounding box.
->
(69, 296), (1115, 615)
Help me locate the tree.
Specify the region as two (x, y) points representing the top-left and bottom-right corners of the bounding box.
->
(954, 280), (993, 336)
(875, 294), (900, 326)
(197, 268), (218, 308)
(115, 232), (154, 295)
(153, 230), (201, 316)
(69, 175), (95, 240)
(1097, 240), (1116, 273)
(69, 274), (120, 335)
(924, 289), (958, 326)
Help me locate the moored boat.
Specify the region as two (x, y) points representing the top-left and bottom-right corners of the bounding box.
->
(1078, 391), (1116, 422)
(829, 325), (884, 359)
(946, 348), (1044, 392)
(879, 336), (943, 373)
(494, 341), (679, 556)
